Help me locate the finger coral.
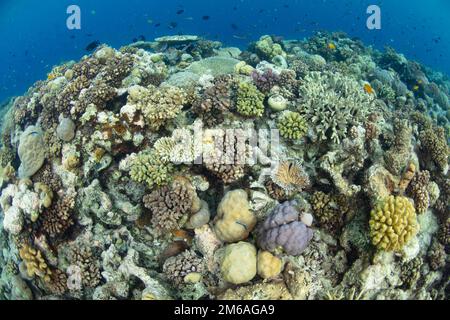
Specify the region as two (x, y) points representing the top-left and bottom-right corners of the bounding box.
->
(276, 111), (308, 140)
(369, 196), (419, 251)
(236, 82), (265, 117)
(163, 249), (204, 288)
(419, 127), (449, 174)
(406, 170), (431, 214)
(19, 245), (52, 282)
(129, 152), (174, 188)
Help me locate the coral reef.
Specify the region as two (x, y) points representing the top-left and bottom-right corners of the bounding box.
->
(0, 32), (448, 301)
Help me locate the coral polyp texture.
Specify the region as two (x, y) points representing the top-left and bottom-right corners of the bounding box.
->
(0, 31), (449, 301)
(369, 196), (419, 251)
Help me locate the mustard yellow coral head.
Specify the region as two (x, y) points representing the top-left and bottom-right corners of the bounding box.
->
(369, 195), (419, 252)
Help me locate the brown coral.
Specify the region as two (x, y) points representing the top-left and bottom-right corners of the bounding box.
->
(19, 245), (52, 282)
(67, 245), (102, 289)
(143, 178), (198, 234)
(310, 191), (350, 233)
(162, 249), (204, 288)
(406, 170), (430, 214)
(419, 127), (449, 173)
(39, 193), (76, 238)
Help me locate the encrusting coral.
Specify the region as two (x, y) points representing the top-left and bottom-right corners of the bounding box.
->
(369, 196), (419, 252)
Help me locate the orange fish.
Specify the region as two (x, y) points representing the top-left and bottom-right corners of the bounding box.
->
(364, 83), (375, 95)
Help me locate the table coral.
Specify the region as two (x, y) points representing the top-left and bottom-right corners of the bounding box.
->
(369, 196), (419, 252)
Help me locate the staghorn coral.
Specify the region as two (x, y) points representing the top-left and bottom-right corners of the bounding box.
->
(369, 196), (419, 252)
(163, 249), (204, 288)
(236, 82), (265, 117)
(257, 201), (313, 256)
(129, 152), (174, 188)
(298, 71), (374, 144)
(276, 111), (308, 140)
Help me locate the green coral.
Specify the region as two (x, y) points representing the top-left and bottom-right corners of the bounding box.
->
(277, 111), (308, 140)
(236, 82), (265, 117)
(130, 151), (174, 188)
(255, 35), (286, 60)
(298, 71), (374, 144)
(369, 196), (419, 252)
(419, 127), (449, 173)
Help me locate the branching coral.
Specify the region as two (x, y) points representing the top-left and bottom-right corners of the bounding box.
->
(129, 152), (174, 188)
(67, 245), (102, 289)
(276, 111), (308, 140)
(406, 171), (431, 214)
(143, 177), (198, 234)
(193, 75), (235, 127)
(236, 82), (265, 117)
(369, 196), (419, 251)
(251, 69), (280, 93)
(419, 127), (449, 174)
(39, 193), (76, 239)
(384, 119), (413, 175)
(19, 245), (52, 282)
(162, 249), (204, 288)
(298, 71), (374, 144)
(310, 191), (350, 233)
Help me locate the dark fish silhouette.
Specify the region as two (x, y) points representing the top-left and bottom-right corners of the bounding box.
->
(231, 23), (239, 30)
(176, 9), (184, 15)
(202, 15), (210, 20)
(155, 23), (161, 27)
(85, 40), (100, 52)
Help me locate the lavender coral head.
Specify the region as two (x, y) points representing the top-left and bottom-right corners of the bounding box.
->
(257, 200), (313, 256)
(251, 69), (280, 93)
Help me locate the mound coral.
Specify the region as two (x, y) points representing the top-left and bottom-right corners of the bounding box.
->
(18, 125), (46, 178)
(220, 242), (257, 285)
(369, 196), (419, 251)
(236, 82), (265, 117)
(214, 189), (256, 242)
(277, 111), (308, 140)
(255, 35), (286, 61)
(298, 71), (374, 144)
(257, 201), (313, 256)
(257, 251), (283, 279)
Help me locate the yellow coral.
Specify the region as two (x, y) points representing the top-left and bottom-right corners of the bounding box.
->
(369, 196), (419, 251)
(19, 245), (52, 282)
(220, 242), (257, 284)
(214, 189), (256, 242)
(257, 251), (283, 279)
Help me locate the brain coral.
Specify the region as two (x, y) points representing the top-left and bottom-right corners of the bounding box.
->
(298, 71), (374, 144)
(214, 189), (256, 242)
(369, 196), (419, 251)
(18, 125), (46, 178)
(257, 201), (313, 256)
(220, 242), (257, 284)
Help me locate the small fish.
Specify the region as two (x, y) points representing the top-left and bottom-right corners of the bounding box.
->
(202, 15), (210, 21)
(176, 9), (184, 15)
(85, 40), (100, 52)
(185, 16), (194, 21)
(328, 42), (336, 50)
(154, 23), (161, 27)
(168, 22), (178, 29)
(364, 83), (375, 95)
(233, 35), (247, 40)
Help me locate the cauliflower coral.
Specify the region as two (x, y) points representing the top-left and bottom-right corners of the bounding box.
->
(369, 195), (419, 251)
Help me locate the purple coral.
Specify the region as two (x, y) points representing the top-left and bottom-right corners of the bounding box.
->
(257, 201), (313, 256)
(251, 69), (280, 93)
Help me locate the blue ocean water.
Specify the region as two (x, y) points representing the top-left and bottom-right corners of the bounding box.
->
(0, 0), (449, 103)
